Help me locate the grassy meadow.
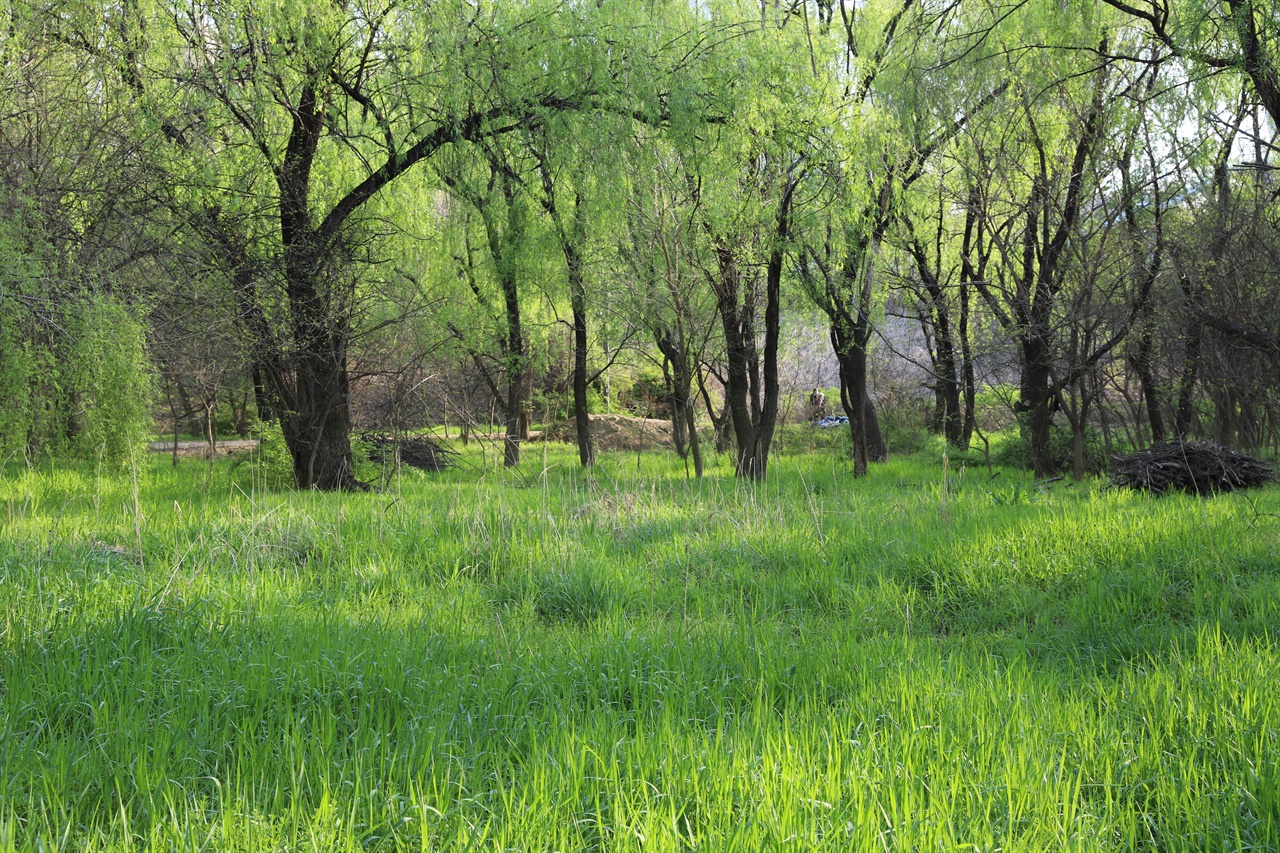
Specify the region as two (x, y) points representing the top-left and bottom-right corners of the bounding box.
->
(1, 439), (1278, 851)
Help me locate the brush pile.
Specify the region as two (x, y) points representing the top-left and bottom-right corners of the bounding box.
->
(1111, 441), (1275, 494)
(361, 433), (455, 473)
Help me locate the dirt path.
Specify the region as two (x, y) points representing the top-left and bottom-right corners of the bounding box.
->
(148, 439), (261, 458)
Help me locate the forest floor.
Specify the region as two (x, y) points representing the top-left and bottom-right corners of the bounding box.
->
(1, 442), (1278, 851)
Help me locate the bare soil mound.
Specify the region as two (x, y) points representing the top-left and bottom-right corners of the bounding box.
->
(556, 414), (675, 452)
(148, 439), (260, 458)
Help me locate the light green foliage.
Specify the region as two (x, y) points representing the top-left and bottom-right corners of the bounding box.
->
(64, 296), (155, 468)
(229, 419), (295, 491)
(0, 311), (33, 459)
(0, 295), (153, 466)
(1, 449), (1278, 850)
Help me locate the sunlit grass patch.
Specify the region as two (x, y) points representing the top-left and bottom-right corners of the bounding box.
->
(1, 448), (1278, 850)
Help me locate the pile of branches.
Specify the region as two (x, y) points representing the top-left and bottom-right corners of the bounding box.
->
(1111, 441), (1275, 495)
(361, 433), (456, 473)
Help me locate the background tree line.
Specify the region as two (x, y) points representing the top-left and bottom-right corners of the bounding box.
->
(0, 0), (1276, 486)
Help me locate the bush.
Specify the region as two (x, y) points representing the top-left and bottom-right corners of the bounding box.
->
(0, 314), (33, 459)
(230, 418), (294, 490)
(770, 422), (853, 456)
(881, 418), (933, 456)
(993, 419), (1107, 474)
(65, 296), (156, 467)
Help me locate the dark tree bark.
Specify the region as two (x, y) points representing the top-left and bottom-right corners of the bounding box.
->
(443, 151), (530, 468)
(657, 332), (703, 477)
(1129, 307), (1166, 444)
(804, 184), (889, 476)
(1174, 274), (1204, 439)
(532, 149), (594, 468)
(906, 236), (963, 448)
(958, 258), (978, 450)
(696, 362), (734, 455)
(710, 177), (795, 480)
(973, 72), (1108, 477)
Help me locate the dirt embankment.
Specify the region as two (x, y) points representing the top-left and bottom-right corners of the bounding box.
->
(557, 414), (674, 452)
(148, 439), (260, 458)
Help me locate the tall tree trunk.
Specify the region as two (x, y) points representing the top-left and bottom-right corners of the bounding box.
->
(831, 333), (886, 473)
(1132, 325), (1166, 444)
(1019, 336), (1055, 477)
(1174, 277), (1203, 439)
(503, 335), (524, 469)
(277, 253), (361, 488)
(571, 295), (593, 467)
(710, 179), (793, 480)
(959, 280), (977, 451)
(933, 310), (962, 448)
(907, 238), (962, 447)
(658, 335), (692, 462)
(281, 330), (359, 490)
(535, 159), (593, 468)
(714, 246), (761, 477)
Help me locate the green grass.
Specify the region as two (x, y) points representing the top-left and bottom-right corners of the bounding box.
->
(1, 442), (1278, 851)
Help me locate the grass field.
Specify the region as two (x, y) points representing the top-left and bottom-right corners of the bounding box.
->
(1, 441), (1278, 851)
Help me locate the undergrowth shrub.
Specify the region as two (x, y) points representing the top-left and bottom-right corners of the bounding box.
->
(0, 292), (153, 467)
(66, 296), (155, 467)
(230, 419), (294, 489)
(770, 422), (852, 456)
(994, 419), (1107, 474)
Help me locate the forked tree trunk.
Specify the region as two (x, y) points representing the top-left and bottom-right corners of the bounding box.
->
(831, 338), (886, 474)
(711, 179), (793, 480)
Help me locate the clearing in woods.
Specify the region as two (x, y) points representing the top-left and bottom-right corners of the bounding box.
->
(0, 443), (1278, 850)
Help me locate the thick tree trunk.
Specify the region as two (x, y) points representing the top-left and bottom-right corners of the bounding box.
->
(714, 204), (790, 478)
(836, 343), (869, 476)
(908, 240), (963, 448)
(709, 179), (793, 480)
(1019, 338), (1056, 477)
(830, 322), (886, 473)
(282, 339), (360, 490)
(504, 363), (523, 468)
(715, 247), (761, 478)
(935, 323), (963, 449)
(658, 335), (694, 464)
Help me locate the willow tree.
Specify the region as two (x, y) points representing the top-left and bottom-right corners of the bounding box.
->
(1099, 0), (1279, 127)
(651, 0), (825, 481)
(0, 4), (165, 463)
(63, 0), (686, 488)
